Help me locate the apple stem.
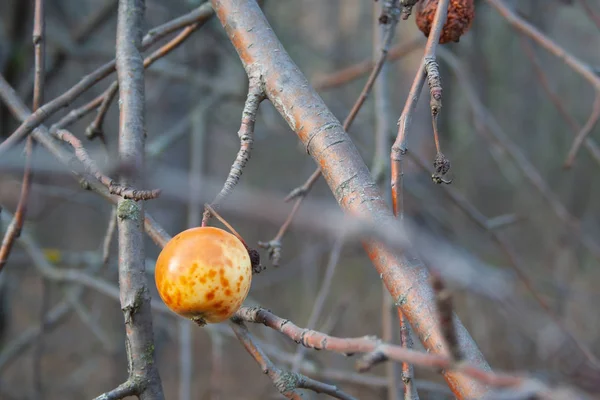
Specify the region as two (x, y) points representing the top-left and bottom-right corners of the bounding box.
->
(203, 204), (248, 247)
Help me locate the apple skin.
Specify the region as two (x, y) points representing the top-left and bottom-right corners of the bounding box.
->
(155, 226), (252, 325)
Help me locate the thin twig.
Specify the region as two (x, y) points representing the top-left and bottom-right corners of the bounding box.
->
(0, 2), (215, 154)
(430, 271), (461, 361)
(391, 0), (450, 220)
(0, 74), (174, 252)
(259, 4), (402, 266)
(0, 211), (170, 314)
(407, 148), (599, 366)
(578, 0), (600, 31)
(0, 0), (46, 274)
(33, 278), (49, 400)
(114, 1), (164, 399)
(312, 37), (423, 91)
(486, 0), (600, 92)
(202, 78), (265, 226)
(53, 129), (161, 200)
(436, 46), (600, 261)
(85, 23), (203, 143)
(102, 207), (118, 268)
(18, 0), (118, 98)
(230, 320), (357, 400)
(234, 306), (550, 394)
(564, 92), (600, 168)
(519, 38), (600, 168)
(290, 235), (344, 373)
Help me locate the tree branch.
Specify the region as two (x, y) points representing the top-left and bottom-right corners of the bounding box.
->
(0, 3), (214, 155)
(209, 2), (490, 397)
(114, 0), (164, 398)
(230, 320), (357, 400)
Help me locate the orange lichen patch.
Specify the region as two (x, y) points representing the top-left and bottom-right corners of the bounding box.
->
(154, 226), (253, 324)
(415, 0), (475, 44)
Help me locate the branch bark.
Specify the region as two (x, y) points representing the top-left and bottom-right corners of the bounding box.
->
(209, 1), (490, 398)
(113, 0), (164, 398)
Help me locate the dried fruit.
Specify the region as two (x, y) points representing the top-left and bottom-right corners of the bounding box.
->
(155, 226), (252, 325)
(415, 0), (475, 44)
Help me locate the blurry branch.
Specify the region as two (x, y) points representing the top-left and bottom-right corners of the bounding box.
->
(311, 37), (423, 91)
(18, 0), (119, 97)
(258, 0), (402, 268)
(564, 93), (600, 168)
(0, 0), (46, 274)
(0, 2), (215, 155)
(202, 77), (265, 226)
(108, 0), (164, 399)
(261, 341), (453, 396)
(102, 207), (117, 268)
(230, 320), (358, 400)
(372, 3), (411, 399)
(486, 0), (600, 168)
(0, 211), (169, 314)
(372, 1), (397, 186)
(485, 0), (600, 92)
(51, 6), (213, 135)
(0, 73), (174, 251)
(430, 271), (461, 361)
(406, 150), (597, 364)
(578, 0), (600, 31)
(520, 39), (600, 169)
(389, 4), (451, 397)
(295, 23), (600, 261)
(179, 84), (212, 400)
(94, 381), (137, 400)
(436, 46), (600, 261)
(53, 129), (161, 200)
(234, 307), (557, 396)
(84, 22), (205, 144)
(290, 235), (344, 373)
(146, 95), (233, 159)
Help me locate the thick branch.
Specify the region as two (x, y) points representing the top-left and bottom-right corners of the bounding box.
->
(114, 0), (164, 399)
(209, 1), (490, 398)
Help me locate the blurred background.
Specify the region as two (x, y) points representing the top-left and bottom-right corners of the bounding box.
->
(0, 0), (599, 398)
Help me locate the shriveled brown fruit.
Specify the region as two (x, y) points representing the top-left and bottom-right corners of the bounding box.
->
(415, 0), (475, 44)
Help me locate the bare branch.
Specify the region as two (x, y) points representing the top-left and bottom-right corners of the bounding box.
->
(564, 92), (600, 167)
(234, 306), (556, 395)
(230, 320), (357, 400)
(94, 380), (138, 400)
(259, 0), (402, 267)
(520, 38), (600, 168)
(86, 22), (204, 143)
(436, 46), (600, 261)
(203, 78), (265, 225)
(0, 75), (173, 250)
(114, 1), (164, 399)
(53, 129), (161, 200)
(0, 0), (46, 273)
(486, 0), (600, 91)
(0, 3), (214, 155)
